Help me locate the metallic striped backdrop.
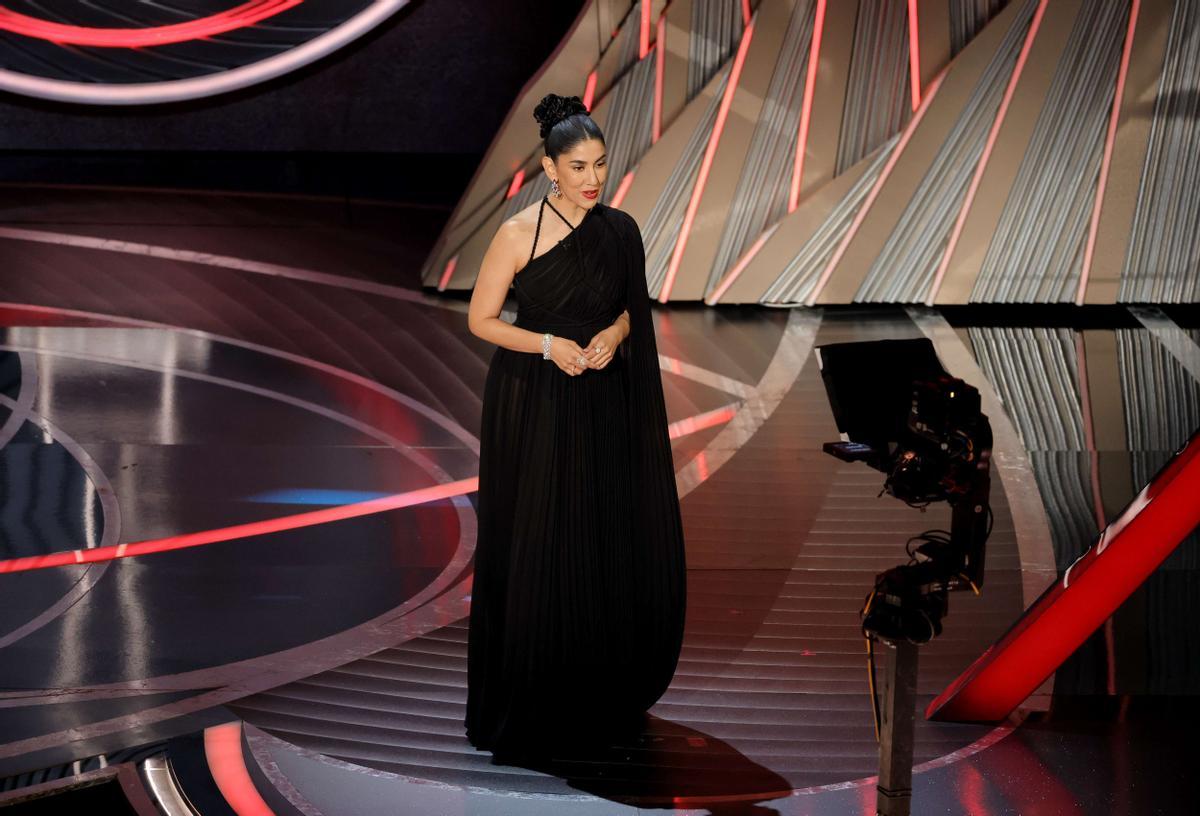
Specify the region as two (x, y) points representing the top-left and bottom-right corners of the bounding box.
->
(427, 0), (1199, 307)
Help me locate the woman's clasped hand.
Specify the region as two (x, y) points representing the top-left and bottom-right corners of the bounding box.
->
(548, 327), (621, 376)
(584, 325), (621, 370)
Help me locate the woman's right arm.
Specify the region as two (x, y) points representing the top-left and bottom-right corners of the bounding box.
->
(467, 221), (589, 373)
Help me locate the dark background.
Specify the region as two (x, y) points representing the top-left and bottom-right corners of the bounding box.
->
(0, 0), (588, 206)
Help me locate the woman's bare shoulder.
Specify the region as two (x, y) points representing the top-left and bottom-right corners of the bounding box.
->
(495, 200), (543, 247)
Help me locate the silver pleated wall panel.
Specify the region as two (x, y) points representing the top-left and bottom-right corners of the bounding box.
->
(761, 137), (897, 304)
(1120, 0), (1200, 303)
(706, 0), (817, 293)
(968, 327), (1099, 568)
(972, 2), (1129, 304)
(949, 0), (1011, 57)
(606, 0), (648, 81)
(599, 53), (657, 201)
(853, 0), (1038, 304)
(688, 0), (749, 100)
(835, 0), (912, 175)
(1119, 328), (1200, 693)
(1118, 328), (1200, 570)
(642, 66), (732, 296)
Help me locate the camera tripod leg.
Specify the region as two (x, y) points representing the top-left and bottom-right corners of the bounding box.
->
(876, 639), (918, 816)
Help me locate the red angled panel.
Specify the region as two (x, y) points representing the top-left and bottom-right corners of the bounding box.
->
(928, 429), (1200, 722)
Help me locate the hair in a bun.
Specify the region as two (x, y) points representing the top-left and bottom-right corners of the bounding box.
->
(533, 94), (588, 139)
(533, 93), (605, 160)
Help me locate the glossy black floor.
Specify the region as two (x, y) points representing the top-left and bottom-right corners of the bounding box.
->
(0, 186), (1196, 814)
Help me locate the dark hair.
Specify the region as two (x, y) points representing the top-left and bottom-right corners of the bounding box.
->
(533, 93), (605, 160)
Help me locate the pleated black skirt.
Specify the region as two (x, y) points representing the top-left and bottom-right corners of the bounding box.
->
(466, 335), (655, 756)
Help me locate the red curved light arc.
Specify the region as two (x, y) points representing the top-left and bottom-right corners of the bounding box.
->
(0, 478), (479, 575)
(0, 0), (303, 48)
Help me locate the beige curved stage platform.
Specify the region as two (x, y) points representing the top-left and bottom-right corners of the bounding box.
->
(422, 0), (1200, 307)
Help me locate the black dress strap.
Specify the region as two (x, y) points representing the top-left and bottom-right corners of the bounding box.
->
(529, 196), (546, 264)
(529, 195), (583, 264)
(543, 197), (580, 231)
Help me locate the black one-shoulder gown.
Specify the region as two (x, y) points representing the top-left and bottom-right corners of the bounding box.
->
(465, 200), (686, 758)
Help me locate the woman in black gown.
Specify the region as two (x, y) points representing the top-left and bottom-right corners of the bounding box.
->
(464, 94), (686, 760)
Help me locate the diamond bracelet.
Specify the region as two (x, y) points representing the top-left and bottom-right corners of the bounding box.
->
(541, 332), (553, 360)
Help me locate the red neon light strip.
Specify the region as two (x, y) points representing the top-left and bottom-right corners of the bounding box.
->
(659, 20), (755, 303)
(0, 1), (302, 48)
(907, 0), (922, 111)
(742, 0), (753, 26)
(611, 170), (636, 209)
(505, 169), (524, 200)
(928, 430), (1200, 722)
(1076, 0), (1141, 306)
(805, 69), (946, 306)
(437, 254), (457, 292)
(205, 722), (275, 816)
(0, 478), (479, 576)
(639, 0), (652, 60)
(583, 71), (598, 111)
(667, 404), (737, 440)
(923, 0), (1048, 306)
(787, 0), (827, 213)
(706, 223), (778, 304)
(653, 13), (666, 143)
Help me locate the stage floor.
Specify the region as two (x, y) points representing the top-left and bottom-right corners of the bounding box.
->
(0, 187), (1196, 814)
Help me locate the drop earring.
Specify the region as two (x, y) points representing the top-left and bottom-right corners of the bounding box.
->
(550, 178), (562, 198)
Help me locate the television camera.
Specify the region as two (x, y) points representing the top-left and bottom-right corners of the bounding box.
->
(816, 337), (993, 816)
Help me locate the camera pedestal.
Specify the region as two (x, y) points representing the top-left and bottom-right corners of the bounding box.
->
(816, 336), (995, 815)
(876, 639), (918, 816)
